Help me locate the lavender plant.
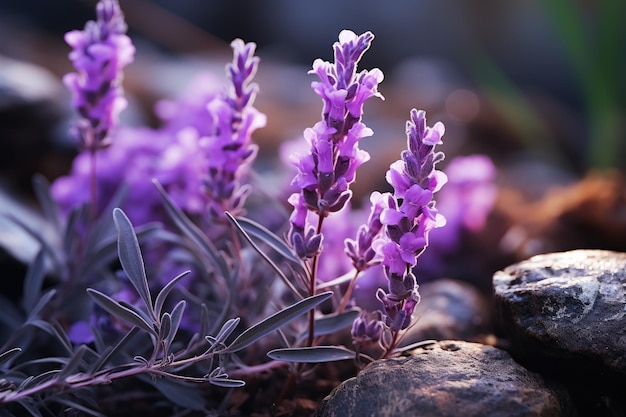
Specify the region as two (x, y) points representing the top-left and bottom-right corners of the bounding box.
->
(352, 109), (447, 358)
(62, 0), (134, 213)
(0, 1), (453, 414)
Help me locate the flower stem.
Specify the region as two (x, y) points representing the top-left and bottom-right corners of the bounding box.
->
(306, 215), (325, 347)
(337, 269), (361, 313)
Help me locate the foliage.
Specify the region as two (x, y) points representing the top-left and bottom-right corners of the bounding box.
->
(0, 0), (486, 414)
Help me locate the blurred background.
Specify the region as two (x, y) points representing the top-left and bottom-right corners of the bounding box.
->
(0, 0), (625, 290)
(1, 0), (624, 172)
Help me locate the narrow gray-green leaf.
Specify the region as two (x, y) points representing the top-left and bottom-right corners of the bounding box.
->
(199, 304), (211, 340)
(267, 346), (356, 363)
(118, 300), (154, 328)
(154, 270), (191, 319)
(32, 174), (60, 233)
(298, 309), (361, 342)
(394, 339), (437, 354)
(51, 320), (73, 355)
(57, 345), (89, 380)
(147, 376), (206, 411)
(80, 223), (161, 279)
(21, 249), (46, 312)
(63, 205), (88, 260)
(0, 347), (21, 366)
(230, 215), (302, 266)
(212, 317), (240, 345)
(224, 291), (332, 353)
(209, 377), (246, 388)
(90, 327), (139, 374)
(159, 313), (172, 343)
(87, 288), (156, 336)
(27, 289), (56, 320)
(165, 300), (186, 352)
(154, 180), (230, 280)
(225, 212), (303, 298)
(113, 208), (154, 320)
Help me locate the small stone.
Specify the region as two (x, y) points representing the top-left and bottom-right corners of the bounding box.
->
(494, 250), (626, 375)
(316, 340), (570, 417)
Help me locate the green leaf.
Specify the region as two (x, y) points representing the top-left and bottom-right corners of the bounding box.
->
(113, 208), (154, 320)
(154, 270), (191, 319)
(63, 205), (88, 261)
(32, 174), (60, 233)
(394, 339), (437, 354)
(89, 327), (139, 374)
(27, 289), (56, 320)
(51, 320), (73, 355)
(212, 317), (240, 345)
(0, 347), (21, 366)
(164, 300), (186, 352)
(57, 344), (89, 380)
(225, 212), (304, 297)
(154, 180), (230, 280)
(21, 249), (46, 313)
(209, 377), (246, 388)
(146, 376), (206, 411)
(267, 346), (356, 363)
(298, 309), (361, 341)
(159, 313), (172, 343)
(87, 288), (156, 336)
(231, 215), (302, 266)
(223, 291), (333, 353)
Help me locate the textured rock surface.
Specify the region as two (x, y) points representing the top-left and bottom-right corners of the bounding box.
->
(316, 340), (570, 417)
(494, 250), (626, 375)
(494, 250), (626, 415)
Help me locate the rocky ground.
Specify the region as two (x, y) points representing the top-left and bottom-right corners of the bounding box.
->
(317, 250), (626, 417)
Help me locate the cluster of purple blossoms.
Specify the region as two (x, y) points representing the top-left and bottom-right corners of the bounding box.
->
(63, 0), (135, 151)
(53, 40), (265, 228)
(200, 40), (266, 222)
(288, 30), (384, 260)
(352, 109), (447, 343)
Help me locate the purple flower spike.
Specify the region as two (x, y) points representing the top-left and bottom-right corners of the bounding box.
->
(288, 30), (383, 260)
(345, 191), (386, 272)
(63, 0), (135, 151)
(201, 39), (266, 221)
(354, 109), (447, 335)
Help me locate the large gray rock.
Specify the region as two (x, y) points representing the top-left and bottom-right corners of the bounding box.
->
(493, 250), (626, 375)
(316, 340), (571, 417)
(493, 250), (626, 416)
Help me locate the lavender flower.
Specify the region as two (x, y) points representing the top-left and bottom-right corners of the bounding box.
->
(288, 30), (383, 259)
(201, 39), (266, 221)
(351, 311), (384, 345)
(359, 109), (447, 335)
(344, 191), (386, 272)
(52, 126), (207, 226)
(63, 0), (134, 151)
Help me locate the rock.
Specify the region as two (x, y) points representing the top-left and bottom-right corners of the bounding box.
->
(401, 278), (492, 345)
(316, 340), (571, 417)
(493, 249), (626, 415)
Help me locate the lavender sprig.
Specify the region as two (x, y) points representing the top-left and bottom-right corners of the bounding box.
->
(352, 109), (447, 353)
(288, 30), (384, 260)
(63, 0), (134, 151)
(201, 39), (266, 222)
